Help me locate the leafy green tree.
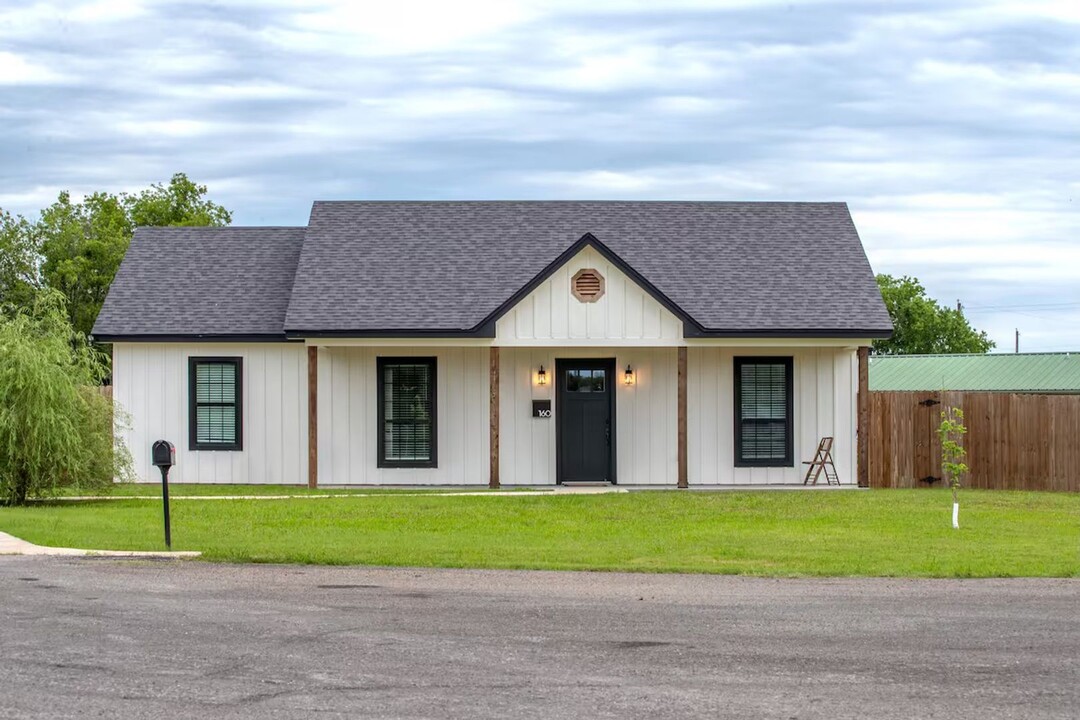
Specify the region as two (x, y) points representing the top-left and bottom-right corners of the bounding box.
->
(0, 291), (133, 505)
(126, 172), (233, 228)
(873, 274), (994, 355)
(27, 173), (231, 336)
(0, 210), (40, 308)
(37, 191), (133, 339)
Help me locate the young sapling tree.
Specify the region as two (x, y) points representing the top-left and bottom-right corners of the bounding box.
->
(938, 406), (968, 529)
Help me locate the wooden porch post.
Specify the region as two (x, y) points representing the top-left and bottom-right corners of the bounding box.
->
(307, 346), (318, 489)
(677, 346), (688, 488)
(857, 346), (870, 488)
(489, 347), (500, 489)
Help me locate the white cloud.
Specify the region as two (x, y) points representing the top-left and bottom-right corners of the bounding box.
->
(114, 119), (222, 138)
(0, 51), (69, 84)
(275, 0), (535, 55)
(67, 0), (146, 23)
(914, 59), (1080, 95)
(508, 43), (725, 92)
(521, 166), (775, 195)
(0, 186), (73, 211)
(648, 95), (740, 114)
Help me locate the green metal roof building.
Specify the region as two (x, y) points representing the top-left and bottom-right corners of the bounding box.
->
(869, 352), (1080, 394)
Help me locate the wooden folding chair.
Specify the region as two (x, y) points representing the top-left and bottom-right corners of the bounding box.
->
(802, 437), (840, 485)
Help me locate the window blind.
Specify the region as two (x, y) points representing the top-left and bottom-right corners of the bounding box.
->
(379, 359), (436, 467)
(189, 358), (242, 450)
(735, 359), (792, 465)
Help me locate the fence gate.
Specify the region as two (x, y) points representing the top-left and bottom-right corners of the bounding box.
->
(869, 390), (943, 489)
(913, 393), (942, 485)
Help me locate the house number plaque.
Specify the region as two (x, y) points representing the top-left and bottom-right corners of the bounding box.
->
(532, 400), (552, 418)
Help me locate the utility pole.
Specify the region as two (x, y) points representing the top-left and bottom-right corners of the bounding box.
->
(1015, 328), (1020, 354)
(957, 299), (963, 313)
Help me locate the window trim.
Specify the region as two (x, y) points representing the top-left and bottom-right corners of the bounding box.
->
(188, 357), (243, 452)
(377, 356), (438, 469)
(733, 356), (794, 468)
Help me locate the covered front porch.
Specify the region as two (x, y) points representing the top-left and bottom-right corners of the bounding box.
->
(304, 341), (871, 489)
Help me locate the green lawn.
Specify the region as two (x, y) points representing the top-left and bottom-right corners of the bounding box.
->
(2, 490), (1078, 577)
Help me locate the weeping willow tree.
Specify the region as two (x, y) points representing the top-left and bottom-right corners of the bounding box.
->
(0, 291), (132, 504)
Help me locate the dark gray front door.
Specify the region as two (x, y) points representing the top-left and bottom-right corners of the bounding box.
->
(556, 359), (615, 484)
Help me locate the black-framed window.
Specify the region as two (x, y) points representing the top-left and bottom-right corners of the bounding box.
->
(377, 357), (437, 468)
(188, 357), (243, 451)
(734, 357), (793, 467)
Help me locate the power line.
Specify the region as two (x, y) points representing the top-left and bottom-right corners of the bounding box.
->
(986, 309), (1080, 328)
(965, 301), (1080, 311)
(1013, 344), (1080, 352)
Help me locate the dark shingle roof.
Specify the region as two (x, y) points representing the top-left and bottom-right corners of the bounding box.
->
(285, 201), (891, 335)
(93, 227), (304, 340)
(95, 202), (892, 339)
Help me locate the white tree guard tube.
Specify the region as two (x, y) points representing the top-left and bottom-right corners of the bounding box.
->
(952, 502), (960, 529)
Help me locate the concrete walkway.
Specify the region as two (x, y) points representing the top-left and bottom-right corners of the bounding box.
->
(0, 530), (200, 558)
(46, 484), (861, 502)
(52, 486), (630, 501)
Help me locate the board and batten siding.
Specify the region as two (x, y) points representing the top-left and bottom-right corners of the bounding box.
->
(499, 347), (678, 485)
(112, 343), (308, 484)
(316, 346), (489, 485)
(687, 346), (859, 484)
(495, 246), (684, 346)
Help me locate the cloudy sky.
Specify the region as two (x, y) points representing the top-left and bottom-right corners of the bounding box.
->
(2, 0), (1078, 350)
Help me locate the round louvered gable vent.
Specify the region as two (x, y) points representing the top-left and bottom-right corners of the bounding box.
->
(571, 268), (605, 303)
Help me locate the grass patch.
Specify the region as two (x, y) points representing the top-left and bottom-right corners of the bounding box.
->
(2, 490), (1078, 577)
(55, 483), (509, 497)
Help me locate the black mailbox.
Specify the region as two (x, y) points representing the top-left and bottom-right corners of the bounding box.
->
(152, 440), (175, 468)
(152, 440), (176, 549)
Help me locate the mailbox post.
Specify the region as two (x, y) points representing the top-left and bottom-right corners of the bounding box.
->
(152, 440), (175, 549)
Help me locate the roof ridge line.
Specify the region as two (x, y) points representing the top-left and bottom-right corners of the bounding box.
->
(135, 225), (305, 230)
(310, 199), (848, 205)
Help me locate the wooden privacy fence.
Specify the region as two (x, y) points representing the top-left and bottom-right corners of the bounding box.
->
(869, 391), (1080, 492)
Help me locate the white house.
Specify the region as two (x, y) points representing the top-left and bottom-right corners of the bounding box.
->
(93, 201), (892, 487)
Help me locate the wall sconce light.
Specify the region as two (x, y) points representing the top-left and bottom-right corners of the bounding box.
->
(623, 364), (635, 386)
(537, 365), (548, 386)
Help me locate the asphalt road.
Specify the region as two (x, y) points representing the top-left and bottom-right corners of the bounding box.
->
(1, 558), (1078, 719)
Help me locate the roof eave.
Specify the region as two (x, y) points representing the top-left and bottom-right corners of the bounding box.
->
(685, 325), (893, 339)
(92, 333), (298, 343)
(285, 328), (494, 339)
